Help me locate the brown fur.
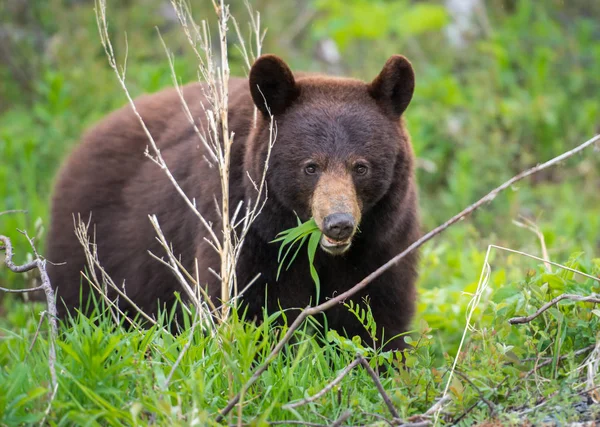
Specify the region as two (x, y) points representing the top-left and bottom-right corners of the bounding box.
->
(47, 55), (420, 350)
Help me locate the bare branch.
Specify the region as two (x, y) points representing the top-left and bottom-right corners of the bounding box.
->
(509, 293), (600, 325)
(283, 357), (361, 409)
(453, 370), (496, 416)
(0, 284), (45, 293)
(0, 233), (58, 391)
(358, 356), (400, 420)
(330, 410), (352, 427)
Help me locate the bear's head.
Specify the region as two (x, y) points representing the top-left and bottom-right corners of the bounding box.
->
(246, 54), (415, 255)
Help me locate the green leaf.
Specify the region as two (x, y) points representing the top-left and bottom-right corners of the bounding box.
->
(308, 231), (321, 302)
(272, 217), (322, 296)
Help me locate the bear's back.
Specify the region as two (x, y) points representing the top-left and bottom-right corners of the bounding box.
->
(46, 78), (253, 316)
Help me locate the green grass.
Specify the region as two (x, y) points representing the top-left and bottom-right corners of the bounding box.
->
(1, 246), (599, 425)
(1, 0), (600, 425)
(273, 217), (322, 301)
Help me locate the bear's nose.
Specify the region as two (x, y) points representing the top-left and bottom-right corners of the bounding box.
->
(323, 213), (355, 241)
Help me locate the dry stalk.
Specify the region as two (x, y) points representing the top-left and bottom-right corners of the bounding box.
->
(219, 133), (600, 422)
(97, 0), (274, 323)
(74, 216), (165, 331)
(512, 216), (552, 272)
(148, 215), (215, 331)
(95, 0), (222, 254)
(0, 232), (58, 391)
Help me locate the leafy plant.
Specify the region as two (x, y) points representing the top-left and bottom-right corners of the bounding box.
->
(272, 217), (322, 302)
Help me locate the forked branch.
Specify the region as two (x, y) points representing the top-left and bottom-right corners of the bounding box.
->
(0, 232), (58, 390)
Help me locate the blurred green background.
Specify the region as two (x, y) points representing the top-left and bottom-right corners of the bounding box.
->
(1, 0), (599, 325)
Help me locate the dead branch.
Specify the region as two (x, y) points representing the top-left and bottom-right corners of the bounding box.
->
(405, 395), (451, 426)
(330, 410), (352, 426)
(358, 356), (401, 420)
(453, 369), (496, 416)
(0, 233), (58, 390)
(423, 395), (451, 417)
(217, 134), (600, 421)
(508, 293), (600, 325)
(283, 357), (361, 409)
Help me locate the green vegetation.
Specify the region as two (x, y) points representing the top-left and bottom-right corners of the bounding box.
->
(1, 1), (599, 425)
(273, 217), (322, 300)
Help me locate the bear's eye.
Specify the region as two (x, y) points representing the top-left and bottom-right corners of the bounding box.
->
(304, 164), (318, 175)
(354, 163), (369, 176)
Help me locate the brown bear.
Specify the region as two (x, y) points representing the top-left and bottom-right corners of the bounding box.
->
(47, 54), (419, 350)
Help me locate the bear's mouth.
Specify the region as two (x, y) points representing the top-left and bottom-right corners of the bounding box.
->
(320, 235), (352, 255)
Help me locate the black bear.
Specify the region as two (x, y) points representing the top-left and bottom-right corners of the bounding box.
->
(47, 54), (420, 350)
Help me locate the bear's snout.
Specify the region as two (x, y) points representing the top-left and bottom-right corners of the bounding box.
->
(323, 213), (355, 241)
(311, 170), (362, 255)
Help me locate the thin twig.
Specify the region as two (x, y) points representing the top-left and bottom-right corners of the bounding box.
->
(74, 216), (162, 329)
(28, 311), (48, 353)
(331, 410), (352, 426)
(512, 216), (552, 272)
(0, 209), (27, 216)
(0, 284), (45, 293)
(424, 395), (451, 416)
(163, 318), (199, 390)
(283, 357), (361, 409)
(358, 356), (400, 420)
(38, 383), (59, 427)
(218, 133), (600, 421)
(453, 370), (496, 415)
(509, 293), (600, 325)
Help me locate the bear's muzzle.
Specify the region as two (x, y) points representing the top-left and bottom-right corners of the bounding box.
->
(311, 170), (361, 255)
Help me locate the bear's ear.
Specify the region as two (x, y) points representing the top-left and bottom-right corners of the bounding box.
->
(368, 55), (415, 118)
(249, 54), (299, 117)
